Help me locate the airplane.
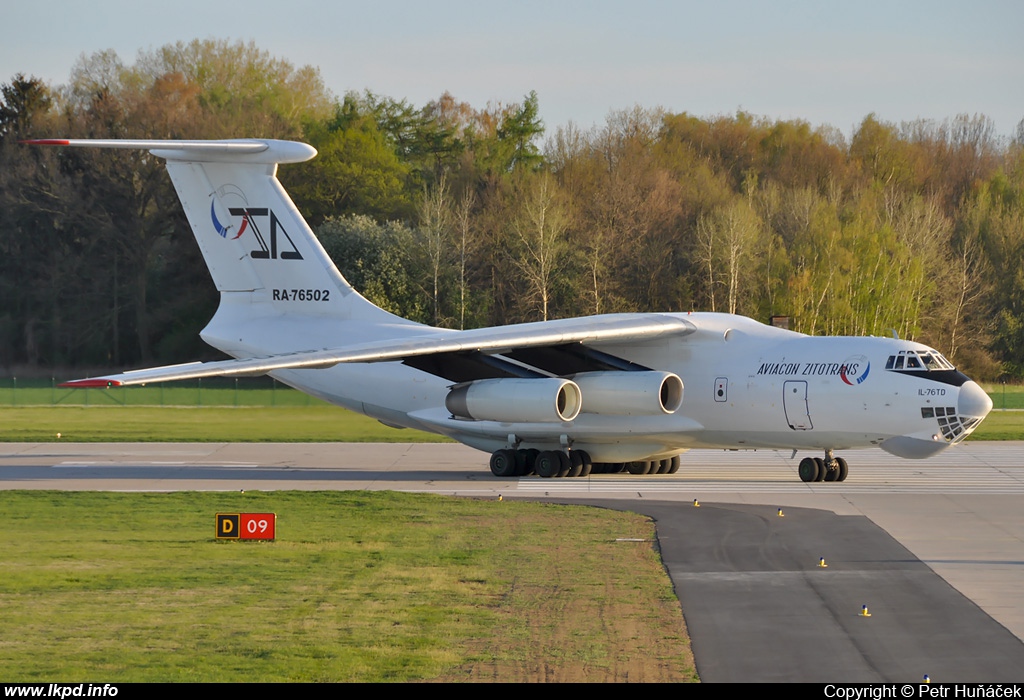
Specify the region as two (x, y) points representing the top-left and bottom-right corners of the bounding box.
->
(24, 137), (994, 482)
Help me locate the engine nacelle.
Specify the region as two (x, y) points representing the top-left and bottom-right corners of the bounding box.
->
(572, 371), (683, 415)
(445, 378), (582, 423)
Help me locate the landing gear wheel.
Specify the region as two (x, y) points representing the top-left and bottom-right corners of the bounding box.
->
(489, 449), (518, 477)
(836, 457), (849, 482)
(556, 450), (571, 478)
(656, 459), (671, 474)
(813, 457), (826, 482)
(523, 449), (539, 476)
(798, 457), (819, 482)
(567, 451), (584, 478)
(668, 455), (681, 474)
(824, 461), (839, 482)
(575, 450), (592, 477)
(513, 449), (529, 476)
(627, 460), (651, 475)
(535, 451), (562, 478)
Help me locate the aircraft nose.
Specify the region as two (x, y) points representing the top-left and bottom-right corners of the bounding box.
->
(958, 380), (993, 420)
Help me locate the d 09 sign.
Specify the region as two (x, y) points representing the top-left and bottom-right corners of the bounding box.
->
(216, 513), (276, 540)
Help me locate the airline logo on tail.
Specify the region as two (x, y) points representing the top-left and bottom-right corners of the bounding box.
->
(209, 203), (304, 261)
(210, 200), (248, 239)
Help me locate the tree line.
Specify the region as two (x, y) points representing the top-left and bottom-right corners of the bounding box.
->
(1, 39), (1022, 379)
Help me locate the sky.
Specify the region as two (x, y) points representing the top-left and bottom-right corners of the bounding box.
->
(3, 0), (1022, 140)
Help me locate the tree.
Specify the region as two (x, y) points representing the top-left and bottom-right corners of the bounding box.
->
(135, 39), (333, 137)
(696, 197), (762, 314)
(287, 105), (414, 225)
(0, 74), (52, 142)
(850, 114), (928, 193)
(495, 91), (545, 173)
(317, 215), (426, 322)
(453, 188), (477, 329)
(417, 176), (453, 326)
(509, 173), (570, 321)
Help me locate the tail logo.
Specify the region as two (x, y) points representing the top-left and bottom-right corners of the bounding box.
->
(210, 184), (251, 240)
(231, 207), (303, 260)
(210, 200), (248, 240)
(208, 185), (303, 261)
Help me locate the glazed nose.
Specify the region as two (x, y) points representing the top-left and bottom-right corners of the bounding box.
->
(958, 380), (993, 421)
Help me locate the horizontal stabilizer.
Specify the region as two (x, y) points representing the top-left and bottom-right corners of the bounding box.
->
(22, 138), (316, 164)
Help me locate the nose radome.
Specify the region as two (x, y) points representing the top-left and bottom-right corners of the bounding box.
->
(958, 380), (993, 420)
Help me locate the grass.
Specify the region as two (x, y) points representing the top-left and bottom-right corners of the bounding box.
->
(0, 405), (450, 443)
(981, 382), (1024, 410)
(0, 491), (696, 682)
(960, 410), (1023, 441)
(0, 379), (325, 408)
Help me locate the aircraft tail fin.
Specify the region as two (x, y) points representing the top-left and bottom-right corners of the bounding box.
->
(24, 139), (402, 328)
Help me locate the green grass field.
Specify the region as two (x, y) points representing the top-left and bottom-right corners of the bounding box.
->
(0, 378), (325, 408)
(0, 405), (450, 442)
(0, 491), (696, 682)
(981, 382), (1024, 410)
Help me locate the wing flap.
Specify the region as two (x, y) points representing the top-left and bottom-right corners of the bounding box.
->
(60, 313), (694, 388)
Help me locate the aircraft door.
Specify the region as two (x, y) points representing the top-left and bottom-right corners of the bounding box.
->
(783, 380), (813, 430)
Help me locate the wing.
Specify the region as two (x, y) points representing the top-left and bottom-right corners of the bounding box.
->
(61, 313), (694, 387)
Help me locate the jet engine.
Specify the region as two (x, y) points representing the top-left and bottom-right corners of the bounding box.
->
(445, 377), (582, 423)
(573, 371), (683, 415)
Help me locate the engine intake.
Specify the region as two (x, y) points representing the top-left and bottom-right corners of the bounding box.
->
(445, 378), (582, 423)
(573, 371), (683, 415)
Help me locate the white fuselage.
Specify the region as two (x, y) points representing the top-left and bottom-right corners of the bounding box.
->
(205, 310), (988, 464)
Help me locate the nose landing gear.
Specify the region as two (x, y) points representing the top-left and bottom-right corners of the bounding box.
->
(798, 450), (849, 483)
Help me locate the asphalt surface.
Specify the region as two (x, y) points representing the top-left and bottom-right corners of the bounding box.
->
(592, 500), (1024, 682)
(3, 441), (1023, 682)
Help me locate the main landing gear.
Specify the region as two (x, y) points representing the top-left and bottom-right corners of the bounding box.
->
(797, 449), (848, 483)
(489, 449), (681, 478)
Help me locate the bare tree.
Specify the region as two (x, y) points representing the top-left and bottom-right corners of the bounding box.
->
(454, 188), (475, 329)
(510, 174), (569, 321)
(417, 175), (452, 326)
(696, 198), (762, 314)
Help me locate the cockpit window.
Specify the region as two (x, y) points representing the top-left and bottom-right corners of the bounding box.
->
(922, 351), (955, 370)
(885, 350), (955, 372)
